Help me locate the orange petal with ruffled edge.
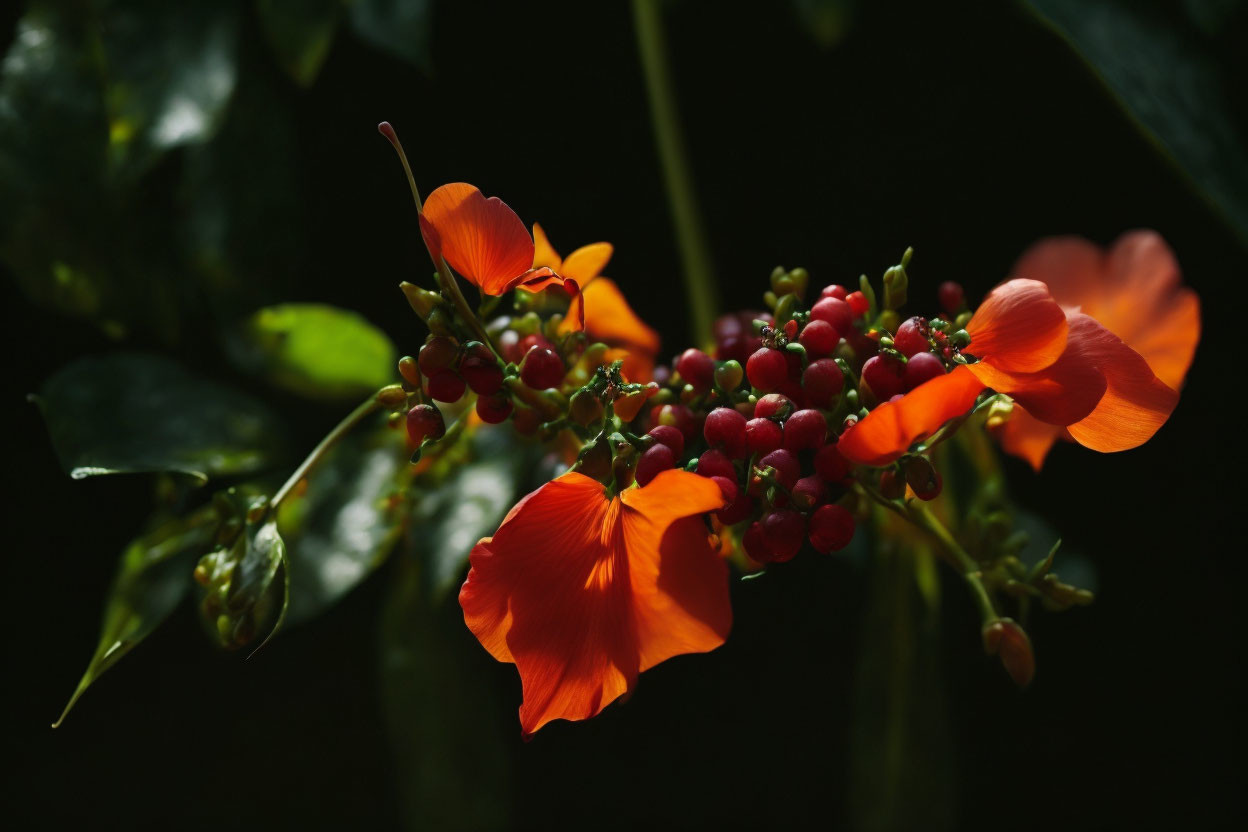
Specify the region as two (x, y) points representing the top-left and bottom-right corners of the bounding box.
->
(965, 279), (1067, 373)
(837, 366), (986, 466)
(1061, 313), (1180, 452)
(421, 183), (534, 295)
(459, 470), (728, 736)
(1013, 231), (1200, 390)
(561, 277), (661, 356)
(995, 407), (1063, 472)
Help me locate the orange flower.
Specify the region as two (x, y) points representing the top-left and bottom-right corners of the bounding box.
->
(417, 183), (585, 328)
(536, 223), (661, 380)
(459, 469), (730, 736)
(839, 275), (1183, 466)
(997, 231), (1200, 469)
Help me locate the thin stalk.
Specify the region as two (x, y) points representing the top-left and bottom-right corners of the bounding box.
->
(631, 0), (717, 342)
(272, 395), (382, 509)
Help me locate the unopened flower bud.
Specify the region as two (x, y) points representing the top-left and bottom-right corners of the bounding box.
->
(982, 618), (1035, 687)
(425, 308), (454, 336)
(882, 264), (908, 310)
(715, 359), (744, 391)
(774, 292), (799, 324)
(788, 267), (809, 298)
(376, 384), (408, 408)
(951, 329), (971, 348)
(902, 455), (942, 501)
(397, 355), (421, 389)
(399, 281), (439, 321)
(569, 389), (604, 426)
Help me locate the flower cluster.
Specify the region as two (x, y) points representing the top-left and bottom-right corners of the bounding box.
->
(377, 125), (1199, 736)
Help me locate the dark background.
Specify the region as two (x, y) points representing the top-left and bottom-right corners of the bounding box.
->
(4, 0), (1244, 829)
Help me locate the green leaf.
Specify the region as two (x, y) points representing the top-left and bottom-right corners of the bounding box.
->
(278, 419), (412, 626)
(229, 303), (398, 401)
(412, 427), (544, 602)
(378, 553), (513, 831)
(1023, 0), (1248, 243)
(347, 0), (433, 73)
(257, 0), (343, 87)
(33, 353), (286, 484)
(54, 505), (220, 728)
(97, 0), (240, 178)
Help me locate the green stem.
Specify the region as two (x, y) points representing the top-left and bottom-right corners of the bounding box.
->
(631, 0), (717, 342)
(906, 502), (999, 625)
(272, 394), (383, 509)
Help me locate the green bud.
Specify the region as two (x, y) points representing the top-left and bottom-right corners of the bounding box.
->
(397, 356), (421, 389)
(569, 389), (603, 426)
(376, 384), (408, 407)
(513, 312), (542, 336)
(878, 309), (900, 333)
(426, 308), (454, 336)
(951, 329), (971, 348)
(715, 360), (744, 391)
(763, 290), (778, 310)
(882, 264), (908, 310)
(400, 282), (441, 322)
(788, 267), (809, 298)
(774, 292), (799, 324)
(772, 274), (796, 296)
(955, 311), (973, 329)
(857, 273), (877, 317)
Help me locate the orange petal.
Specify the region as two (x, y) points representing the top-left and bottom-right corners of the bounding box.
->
(560, 242), (613, 285)
(459, 470), (730, 736)
(532, 222), (563, 272)
(422, 183), (534, 295)
(966, 279), (1067, 372)
(620, 471), (731, 672)
(1010, 235), (1103, 314)
(1062, 314), (1180, 453)
(837, 366), (986, 466)
(563, 277), (661, 355)
(995, 406), (1063, 472)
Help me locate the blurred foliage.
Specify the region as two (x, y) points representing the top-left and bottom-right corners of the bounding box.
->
(33, 352), (286, 483)
(228, 303), (399, 401)
(1023, 0), (1248, 244)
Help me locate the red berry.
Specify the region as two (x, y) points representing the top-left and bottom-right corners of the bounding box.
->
(460, 348), (504, 395)
(845, 291), (870, 317)
(902, 351), (946, 391)
(762, 509), (806, 562)
(426, 370), (465, 402)
(745, 417), (783, 455)
(791, 475), (827, 510)
(814, 444), (851, 482)
(783, 409), (827, 451)
(743, 521), (770, 563)
(801, 358), (844, 408)
(938, 281), (965, 315)
(475, 391), (514, 424)
(820, 284), (848, 300)
(754, 393), (794, 421)
(697, 449), (737, 482)
(676, 348), (716, 391)
(651, 403), (698, 441)
(635, 443), (676, 487)
(758, 449), (799, 489)
(704, 407), (748, 458)
(717, 484), (753, 525)
(911, 468), (942, 500)
(783, 349), (804, 380)
(746, 347), (789, 392)
(809, 504), (855, 553)
(405, 404), (445, 446)
(893, 317), (929, 357)
(647, 424), (685, 458)
(709, 475), (739, 505)
(810, 297), (854, 335)
(518, 333), (556, 355)
(520, 346), (565, 389)
(798, 319), (840, 357)
(861, 354), (904, 400)
(417, 336), (459, 375)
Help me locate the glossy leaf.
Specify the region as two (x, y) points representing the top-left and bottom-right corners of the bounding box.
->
(54, 505), (220, 727)
(258, 0), (343, 87)
(229, 304), (398, 401)
(34, 353), (286, 484)
(347, 0), (433, 73)
(378, 554), (512, 831)
(279, 420), (412, 626)
(1024, 0), (1248, 243)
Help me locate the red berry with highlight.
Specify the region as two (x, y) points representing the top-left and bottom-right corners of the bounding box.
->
(820, 284), (848, 300)
(801, 358), (844, 408)
(697, 449), (737, 482)
(405, 404), (445, 447)
(783, 409), (827, 451)
(418, 336), (459, 375)
(745, 417), (783, 455)
(754, 393), (794, 421)
(798, 319), (840, 357)
(809, 504), (855, 553)
(635, 443), (676, 487)
(704, 407), (748, 458)
(902, 350), (946, 391)
(460, 350), (504, 395)
(676, 348), (715, 390)
(647, 425), (685, 458)
(520, 346), (565, 390)
(651, 403), (698, 441)
(893, 317), (928, 357)
(810, 297), (854, 334)
(758, 449), (800, 490)
(861, 354), (904, 400)
(845, 291), (870, 317)
(475, 391), (514, 424)
(746, 347), (788, 392)
(792, 475), (828, 511)
(426, 370), (465, 403)
(763, 509), (806, 562)
(709, 475), (739, 505)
